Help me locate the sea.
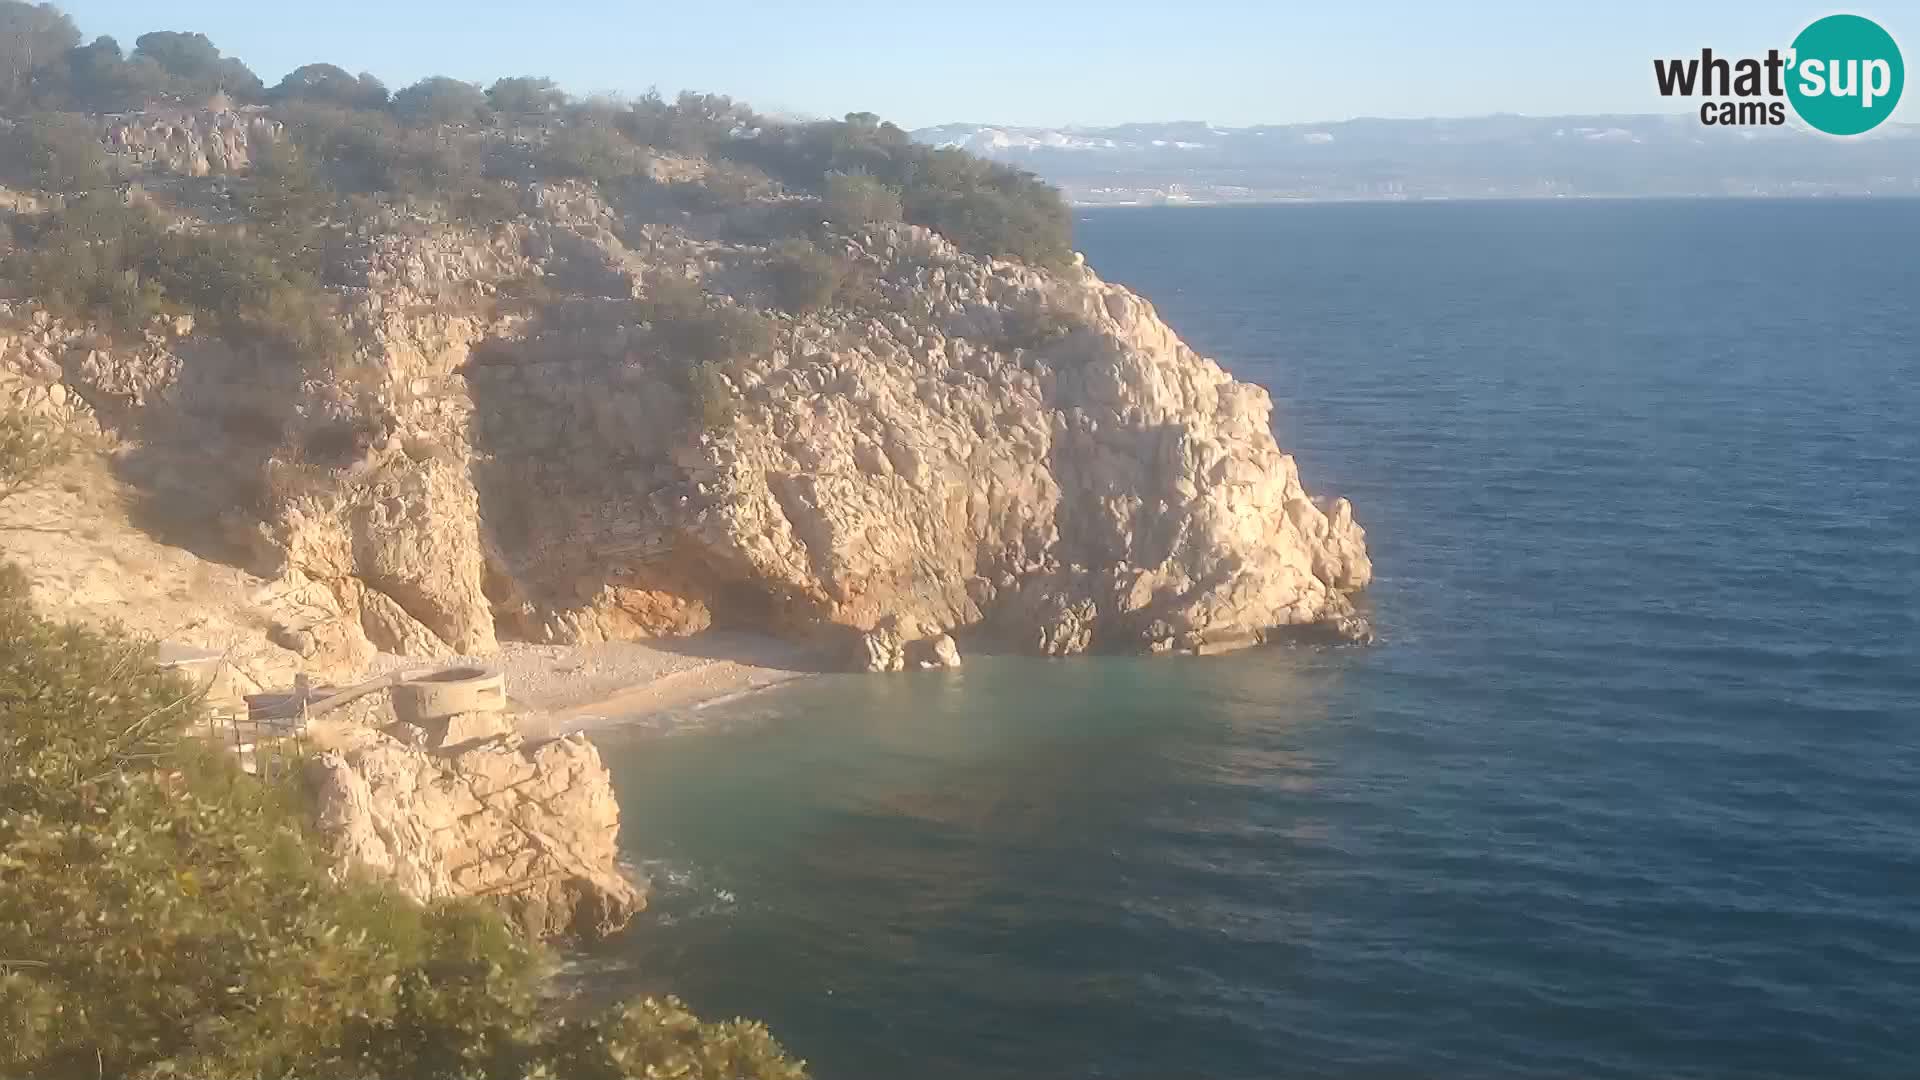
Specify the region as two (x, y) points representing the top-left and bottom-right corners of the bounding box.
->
(581, 199), (1920, 1079)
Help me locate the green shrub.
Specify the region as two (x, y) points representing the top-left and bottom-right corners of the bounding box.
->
(540, 998), (807, 1080)
(269, 62), (389, 110)
(0, 579), (810, 1080)
(391, 75), (491, 128)
(999, 303), (1086, 351)
(725, 115), (1073, 269)
(900, 148), (1074, 270)
(4, 111), (111, 192)
(821, 170), (902, 230)
(406, 130), (519, 224)
(130, 29), (262, 101)
(242, 138), (336, 269)
(273, 102), (411, 190)
(245, 138), (329, 222)
(11, 193), (350, 371)
(274, 102), (515, 224)
(766, 238), (848, 314)
(0, 0), (80, 111)
(834, 263), (889, 312)
(669, 159), (774, 212)
(486, 75), (566, 116)
(534, 118), (644, 185)
(29, 33), (169, 112)
(619, 90), (754, 154)
(13, 194), (165, 327)
(0, 407), (69, 512)
(641, 275), (777, 366)
(684, 359), (737, 432)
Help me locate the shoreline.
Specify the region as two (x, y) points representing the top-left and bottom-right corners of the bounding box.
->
(370, 630), (827, 740)
(537, 657), (814, 737)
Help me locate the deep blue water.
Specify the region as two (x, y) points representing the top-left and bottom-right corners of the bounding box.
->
(588, 200), (1920, 1079)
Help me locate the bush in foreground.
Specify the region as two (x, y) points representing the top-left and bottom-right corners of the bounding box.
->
(0, 540), (807, 1079)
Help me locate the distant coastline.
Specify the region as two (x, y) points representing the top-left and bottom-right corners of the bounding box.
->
(1071, 190), (1920, 209)
(916, 113), (1920, 210)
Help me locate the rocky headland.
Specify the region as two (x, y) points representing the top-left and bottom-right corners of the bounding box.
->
(4, 111), (1369, 675)
(1, 100), (1370, 924)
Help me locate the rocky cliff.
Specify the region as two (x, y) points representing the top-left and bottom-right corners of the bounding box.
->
(105, 106), (279, 177)
(308, 730), (643, 940)
(1, 108), (1370, 686)
(1, 102), (1373, 947)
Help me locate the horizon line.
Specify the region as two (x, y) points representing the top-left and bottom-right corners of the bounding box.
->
(908, 110), (1920, 132)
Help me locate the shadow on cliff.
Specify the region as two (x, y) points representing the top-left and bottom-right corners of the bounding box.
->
(102, 339), (319, 575)
(461, 300), (742, 648)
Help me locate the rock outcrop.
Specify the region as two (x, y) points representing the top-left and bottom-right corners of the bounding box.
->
(105, 107), (279, 177)
(276, 460), (498, 655)
(306, 731), (643, 939)
(2, 119), (1371, 674)
(438, 212), (1373, 659)
(852, 625), (908, 673)
(910, 633), (963, 670)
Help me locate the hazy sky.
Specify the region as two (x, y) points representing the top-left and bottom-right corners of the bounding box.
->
(53, 1), (1920, 128)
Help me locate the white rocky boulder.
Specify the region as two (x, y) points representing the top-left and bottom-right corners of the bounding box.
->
(306, 731), (643, 939)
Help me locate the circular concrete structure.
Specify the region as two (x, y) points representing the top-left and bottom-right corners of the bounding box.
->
(390, 666), (506, 724)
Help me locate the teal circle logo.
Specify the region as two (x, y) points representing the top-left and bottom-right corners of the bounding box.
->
(1787, 14), (1904, 135)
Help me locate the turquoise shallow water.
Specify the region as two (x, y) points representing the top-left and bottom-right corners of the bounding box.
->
(584, 200), (1920, 1079)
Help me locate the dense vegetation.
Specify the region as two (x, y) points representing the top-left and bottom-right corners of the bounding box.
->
(730, 114), (1074, 269)
(5, 189), (349, 371)
(0, 413), (808, 1079)
(0, 0), (1073, 271)
(0, 4), (263, 113)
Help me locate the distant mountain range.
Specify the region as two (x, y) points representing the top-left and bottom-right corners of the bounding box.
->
(909, 115), (1920, 205)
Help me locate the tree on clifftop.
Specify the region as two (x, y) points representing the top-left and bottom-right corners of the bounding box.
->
(393, 75), (491, 127)
(0, 0), (78, 109)
(487, 75), (566, 116)
(130, 29), (263, 101)
(271, 61), (389, 110)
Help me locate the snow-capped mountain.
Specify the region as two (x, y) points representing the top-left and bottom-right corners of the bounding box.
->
(908, 116), (1920, 204)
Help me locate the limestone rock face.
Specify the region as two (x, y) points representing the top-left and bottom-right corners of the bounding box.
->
(306, 732), (643, 939)
(5, 173), (1371, 668)
(853, 626), (907, 673)
(910, 633), (963, 670)
(626, 225), (1373, 655)
(535, 585), (713, 646)
(105, 108), (280, 176)
(354, 583), (455, 658)
(276, 461), (497, 656)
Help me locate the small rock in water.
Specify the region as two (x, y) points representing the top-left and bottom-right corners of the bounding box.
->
(909, 633), (963, 670)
